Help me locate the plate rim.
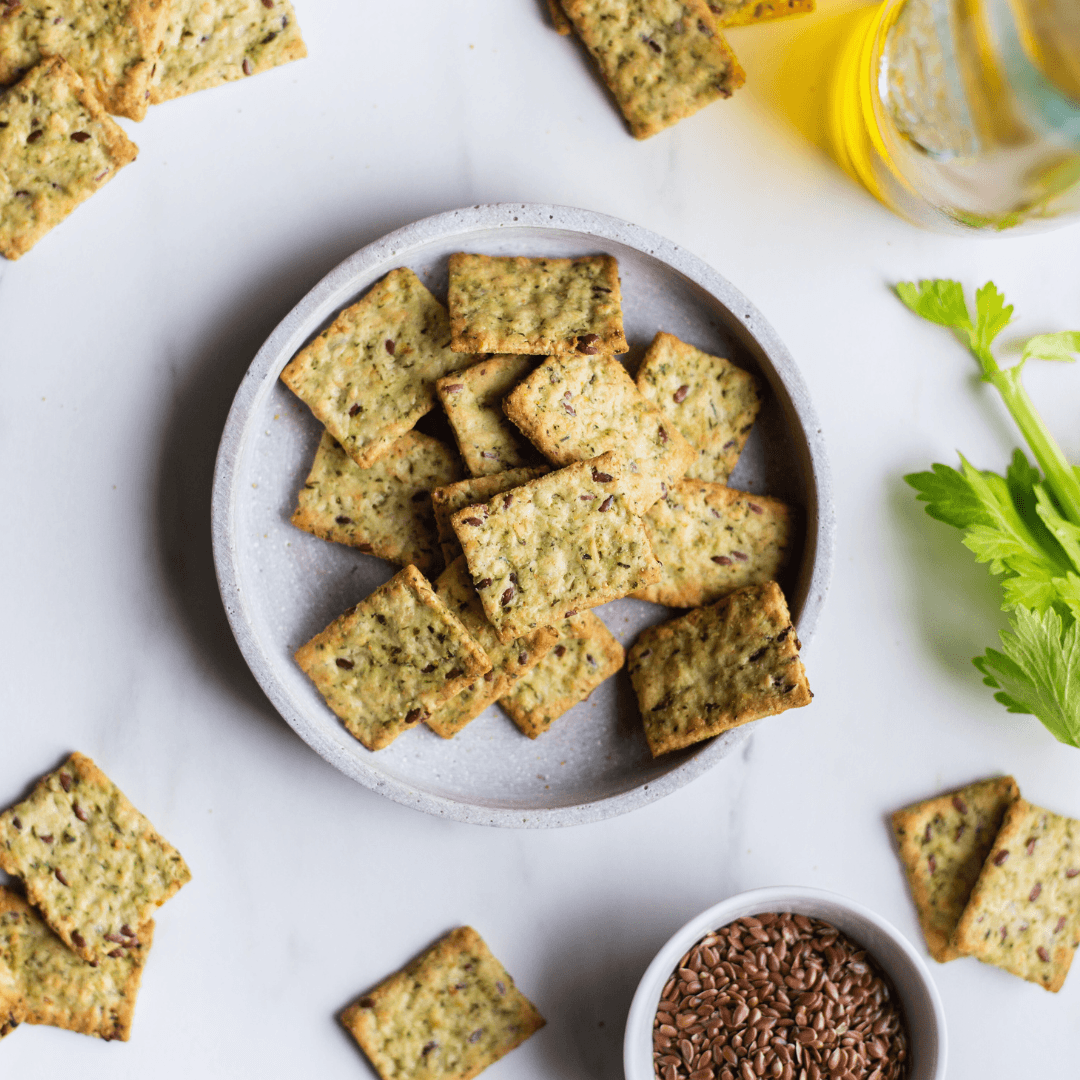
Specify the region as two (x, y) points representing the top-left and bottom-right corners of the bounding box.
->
(210, 202), (835, 828)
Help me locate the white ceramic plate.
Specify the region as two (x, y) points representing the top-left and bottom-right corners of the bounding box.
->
(211, 204), (834, 828)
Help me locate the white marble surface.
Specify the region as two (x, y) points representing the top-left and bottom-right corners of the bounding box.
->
(2, 0), (1080, 1076)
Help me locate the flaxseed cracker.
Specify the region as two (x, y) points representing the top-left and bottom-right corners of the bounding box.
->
(150, 0), (306, 104)
(341, 926), (545, 1080)
(560, 0), (745, 139)
(294, 564), (491, 751)
(450, 451), (661, 643)
(427, 558), (558, 739)
(291, 431), (462, 577)
(951, 797), (1080, 991)
(547, 0), (573, 33)
(0, 887), (153, 1040)
(499, 612), (624, 739)
(0, 752), (189, 965)
(636, 332), (761, 484)
(628, 580), (810, 757)
(631, 481), (792, 608)
(0, 0), (170, 121)
(281, 268), (473, 469)
(504, 351), (696, 509)
(891, 776), (1020, 963)
(436, 355), (544, 477)
(706, 0), (814, 27)
(431, 467), (549, 566)
(447, 253), (628, 356)
(0, 57), (137, 261)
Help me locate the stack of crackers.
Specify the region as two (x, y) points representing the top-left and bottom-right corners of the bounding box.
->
(281, 251), (812, 758)
(0, 753), (190, 1043)
(0, 0), (306, 259)
(545, 0), (813, 139)
(893, 776), (1080, 992)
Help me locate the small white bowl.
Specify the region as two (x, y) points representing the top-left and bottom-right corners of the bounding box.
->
(624, 887), (946, 1080)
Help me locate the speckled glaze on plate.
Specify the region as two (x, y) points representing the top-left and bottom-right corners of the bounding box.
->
(210, 204), (834, 828)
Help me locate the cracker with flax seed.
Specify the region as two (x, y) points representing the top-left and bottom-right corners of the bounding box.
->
(631, 481), (792, 608)
(560, 0), (745, 139)
(636, 332), (761, 484)
(504, 351), (695, 509)
(150, 0), (306, 104)
(706, 0), (814, 27)
(294, 564), (491, 751)
(951, 797), (1080, 991)
(0, 0), (170, 121)
(500, 612), (624, 739)
(451, 451), (661, 644)
(547, 0), (574, 33)
(628, 580), (810, 757)
(281, 268), (474, 469)
(0, 887), (153, 1041)
(431, 467), (550, 567)
(448, 253), (627, 356)
(0, 753), (189, 965)
(436, 355), (544, 477)
(291, 431), (462, 577)
(341, 926), (545, 1080)
(0, 57), (137, 261)
(891, 776), (1020, 963)
(427, 558), (558, 739)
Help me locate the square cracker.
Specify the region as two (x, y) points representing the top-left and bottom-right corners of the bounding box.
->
(636, 332), (762, 484)
(891, 776), (1020, 963)
(0, 752), (189, 965)
(450, 451), (661, 643)
(499, 611), (624, 738)
(281, 268), (473, 469)
(631, 481), (793, 608)
(951, 797), (1080, 991)
(0, 0), (170, 121)
(341, 925), (545, 1080)
(427, 558), (558, 739)
(436, 355), (544, 477)
(294, 564), (491, 751)
(547, 0), (573, 33)
(504, 351), (696, 509)
(706, 0), (814, 27)
(560, 0), (745, 139)
(432, 467), (549, 567)
(291, 431), (463, 577)
(628, 580), (810, 756)
(150, 0), (306, 104)
(0, 57), (138, 261)
(448, 253), (628, 356)
(0, 887), (153, 1040)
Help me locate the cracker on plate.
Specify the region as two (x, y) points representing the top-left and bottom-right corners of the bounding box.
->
(448, 253), (627, 356)
(427, 558), (558, 739)
(0, 887), (153, 1040)
(504, 351), (696, 509)
(628, 580), (810, 756)
(499, 611), (624, 738)
(450, 451), (661, 643)
(294, 564), (491, 751)
(281, 268), (473, 469)
(0, 57), (138, 261)
(291, 431), (462, 577)
(431, 467), (550, 567)
(706, 0), (814, 27)
(546, 0), (574, 33)
(436, 355), (544, 477)
(341, 926), (545, 1080)
(636, 332), (761, 484)
(951, 797), (1080, 991)
(631, 481), (792, 608)
(150, 0), (306, 104)
(0, 753), (189, 965)
(560, 0), (745, 139)
(891, 776), (1020, 963)
(0, 0), (170, 121)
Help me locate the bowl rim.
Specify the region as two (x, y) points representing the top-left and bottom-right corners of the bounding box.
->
(623, 885), (947, 1080)
(210, 201), (835, 828)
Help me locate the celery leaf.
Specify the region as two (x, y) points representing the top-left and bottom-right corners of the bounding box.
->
(1022, 331), (1080, 364)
